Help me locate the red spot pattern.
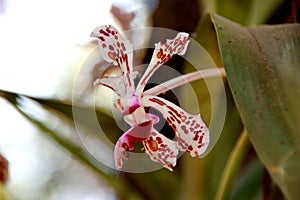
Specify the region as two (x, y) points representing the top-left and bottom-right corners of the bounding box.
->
(147, 137), (158, 151)
(149, 98), (166, 106)
(166, 105), (181, 118)
(106, 27), (111, 33)
(99, 36), (105, 41)
(121, 43), (126, 51)
(109, 45), (114, 51)
(99, 29), (109, 36)
(156, 48), (164, 59)
(144, 96), (209, 158)
(181, 125), (189, 134)
(108, 52), (117, 60)
(181, 115), (187, 122)
(143, 131), (178, 171)
(156, 137), (163, 144)
(177, 137), (189, 149)
(168, 111), (181, 124)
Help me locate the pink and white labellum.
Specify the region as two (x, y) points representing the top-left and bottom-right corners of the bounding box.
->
(91, 25), (210, 171)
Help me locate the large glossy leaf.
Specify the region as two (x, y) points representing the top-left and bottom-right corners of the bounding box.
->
(211, 13), (300, 199)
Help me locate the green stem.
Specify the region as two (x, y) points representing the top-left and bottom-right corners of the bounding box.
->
(215, 128), (250, 200)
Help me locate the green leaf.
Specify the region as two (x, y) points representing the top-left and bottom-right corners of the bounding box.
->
(211, 13), (300, 200)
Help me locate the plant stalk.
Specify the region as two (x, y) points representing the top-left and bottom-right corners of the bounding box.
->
(215, 128), (250, 200)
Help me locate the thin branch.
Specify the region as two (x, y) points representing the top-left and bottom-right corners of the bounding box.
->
(143, 68), (226, 96)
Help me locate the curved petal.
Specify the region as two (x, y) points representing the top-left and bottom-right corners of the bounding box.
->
(142, 95), (210, 157)
(91, 25), (135, 94)
(114, 119), (153, 169)
(143, 129), (179, 171)
(135, 32), (190, 95)
(94, 76), (126, 96)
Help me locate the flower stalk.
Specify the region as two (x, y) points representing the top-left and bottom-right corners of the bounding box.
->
(215, 128), (250, 200)
(144, 68), (226, 96)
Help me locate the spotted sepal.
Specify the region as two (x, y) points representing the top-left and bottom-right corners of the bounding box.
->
(91, 25), (135, 94)
(143, 129), (179, 171)
(142, 95), (210, 157)
(135, 32), (190, 94)
(94, 76), (126, 96)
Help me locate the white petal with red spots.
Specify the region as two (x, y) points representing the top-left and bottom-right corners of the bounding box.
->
(135, 32), (190, 95)
(142, 95), (210, 157)
(91, 25), (135, 95)
(143, 130), (179, 171)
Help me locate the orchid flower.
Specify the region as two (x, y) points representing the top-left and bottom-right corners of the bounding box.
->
(91, 25), (209, 171)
